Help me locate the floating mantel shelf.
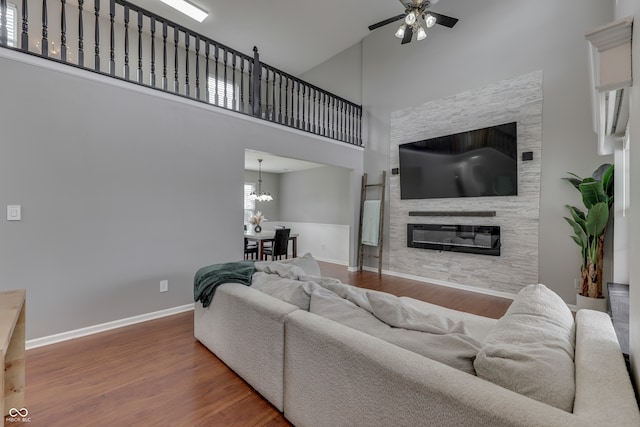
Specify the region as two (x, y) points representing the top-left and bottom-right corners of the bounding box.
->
(408, 211), (496, 217)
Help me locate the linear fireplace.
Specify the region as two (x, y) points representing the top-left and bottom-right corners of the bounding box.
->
(407, 224), (501, 256)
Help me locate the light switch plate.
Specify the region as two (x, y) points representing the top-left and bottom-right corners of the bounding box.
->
(7, 205), (21, 221)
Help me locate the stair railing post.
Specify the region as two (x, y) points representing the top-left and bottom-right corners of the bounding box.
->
(251, 46), (261, 118)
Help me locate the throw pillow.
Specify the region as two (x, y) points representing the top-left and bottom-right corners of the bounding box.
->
(474, 284), (576, 412)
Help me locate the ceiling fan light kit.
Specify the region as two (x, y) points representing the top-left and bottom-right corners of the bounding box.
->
(369, 0), (458, 45)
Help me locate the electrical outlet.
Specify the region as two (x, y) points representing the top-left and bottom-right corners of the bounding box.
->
(160, 280), (168, 292)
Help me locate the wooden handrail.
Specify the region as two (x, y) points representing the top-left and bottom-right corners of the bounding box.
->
(0, 0), (363, 146)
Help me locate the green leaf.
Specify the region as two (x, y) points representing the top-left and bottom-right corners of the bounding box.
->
(579, 180), (607, 209)
(601, 164), (614, 208)
(564, 217), (587, 247)
(562, 176), (582, 190)
(565, 205), (586, 228)
(585, 203), (609, 237)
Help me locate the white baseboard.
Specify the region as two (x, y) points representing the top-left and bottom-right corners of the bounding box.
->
(315, 256), (349, 266)
(26, 303), (195, 350)
(360, 265), (517, 301)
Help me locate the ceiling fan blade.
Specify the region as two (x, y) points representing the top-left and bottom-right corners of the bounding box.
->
(398, 0), (414, 7)
(429, 12), (459, 28)
(401, 25), (413, 44)
(368, 14), (405, 31)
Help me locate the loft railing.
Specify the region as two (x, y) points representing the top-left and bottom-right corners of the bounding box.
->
(0, 0), (363, 145)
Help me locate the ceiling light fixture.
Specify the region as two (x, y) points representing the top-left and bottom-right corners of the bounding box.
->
(395, 24), (407, 39)
(425, 14), (437, 28)
(416, 26), (427, 40)
(248, 159), (273, 202)
(159, 0), (208, 23)
(404, 11), (417, 26)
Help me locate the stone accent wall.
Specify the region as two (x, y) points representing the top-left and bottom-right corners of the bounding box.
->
(389, 71), (542, 295)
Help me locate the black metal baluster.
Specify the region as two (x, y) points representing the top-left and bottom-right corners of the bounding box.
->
(347, 104), (352, 142)
(173, 26), (178, 93)
(321, 92), (326, 136)
(93, 0), (98, 69)
(231, 53), (236, 110)
(251, 46), (261, 117)
(338, 99), (342, 140)
(292, 78), (296, 126)
(223, 47), (228, 108)
(312, 89), (316, 134)
(195, 36), (200, 100)
(240, 57), (245, 112)
(248, 57), (252, 110)
(358, 107), (363, 144)
(150, 17), (155, 87)
(307, 86), (312, 131)
(352, 105), (357, 144)
(162, 22), (167, 90)
(137, 10), (142, 83)
(109, 0), (114, 74)
(214, 44), (219, 105)
(329, 96), (336, 139)
(184, 31), (190, 96)
(123, 5), (129, 79)
(205, 42), (210, 102)
(284, 76), (289, 125)
(60, 0), (67, 60)
(77, 0), (83, 65)
(271, 70), (276, 121)
(278, 73), (283, 123)
(1, 0), (7, 46)
(296, 80), (300, 128)
(42, 0), (48, 57)
(21, 0), (28, 51)
(264, 67), (269, 118)
(301, 84), (306, 129)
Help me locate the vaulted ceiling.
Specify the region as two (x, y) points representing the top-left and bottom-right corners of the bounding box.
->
(129, 0), (463, 76)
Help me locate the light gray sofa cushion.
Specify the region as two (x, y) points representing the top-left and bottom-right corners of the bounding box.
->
(251, 272), (320, 310)
(309, 287), (481, 374)
(474, 284), (576, 412)
(256, 252), (322, 277)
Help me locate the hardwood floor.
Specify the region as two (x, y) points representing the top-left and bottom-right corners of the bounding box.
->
(24, 262), (512, 426)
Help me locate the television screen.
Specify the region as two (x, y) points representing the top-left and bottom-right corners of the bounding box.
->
(399, 122), (518, 200)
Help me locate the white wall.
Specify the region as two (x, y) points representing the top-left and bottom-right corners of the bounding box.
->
(304, 0), (615, 304)
(0, 49), (363, 339)
(279, 166), (353, 225)
(614, 0), (640, 397)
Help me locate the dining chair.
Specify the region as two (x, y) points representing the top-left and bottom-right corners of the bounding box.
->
(262, 228), (291, 260)
(244, 238), (258, 260)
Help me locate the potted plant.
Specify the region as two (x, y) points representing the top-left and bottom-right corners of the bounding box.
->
(249, 211), (267, 233)
(563, 164), (614, 310)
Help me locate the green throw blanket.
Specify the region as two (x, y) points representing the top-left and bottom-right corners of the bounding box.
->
(194, 260), (256, 307)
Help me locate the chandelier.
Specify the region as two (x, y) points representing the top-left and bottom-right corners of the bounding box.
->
(395, 8), (437, 42)
(248, 159), (273, 202)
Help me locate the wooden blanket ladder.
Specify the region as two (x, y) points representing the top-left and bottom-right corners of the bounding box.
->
(358, 171), (386, 274)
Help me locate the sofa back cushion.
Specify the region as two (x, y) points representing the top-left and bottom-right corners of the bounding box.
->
(309, 288), (481, 374)
(474, 284), (576, 412)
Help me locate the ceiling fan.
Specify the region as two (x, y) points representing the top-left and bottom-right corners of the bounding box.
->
(368, 0), (459, 45)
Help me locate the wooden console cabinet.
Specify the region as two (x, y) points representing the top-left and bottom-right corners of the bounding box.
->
(1, 290), (26, 422)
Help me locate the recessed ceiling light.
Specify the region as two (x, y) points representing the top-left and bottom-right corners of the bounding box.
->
(160, 0), (208, 23)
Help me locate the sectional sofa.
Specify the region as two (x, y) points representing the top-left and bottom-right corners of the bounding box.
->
(193, 255), (640, 426)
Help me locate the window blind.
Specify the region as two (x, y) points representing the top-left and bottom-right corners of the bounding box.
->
(208, 76), (236, 109)
(0, 3), (16, 47)
(244, 183), (255, 224)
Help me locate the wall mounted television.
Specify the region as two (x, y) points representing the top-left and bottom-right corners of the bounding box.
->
(399, 122), (518, 200)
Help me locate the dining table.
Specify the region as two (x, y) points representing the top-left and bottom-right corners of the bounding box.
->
(244, 230), (298, 260)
